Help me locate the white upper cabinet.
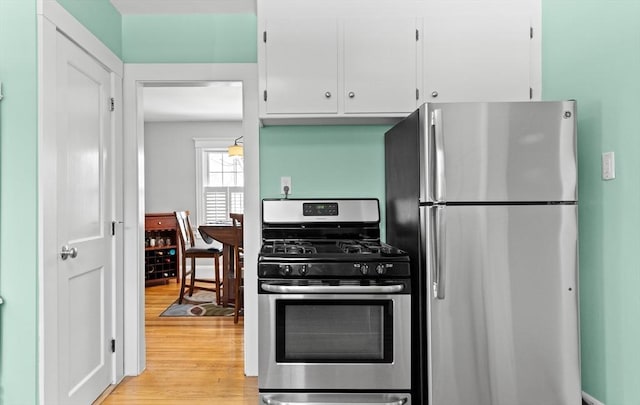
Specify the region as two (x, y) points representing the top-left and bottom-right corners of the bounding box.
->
(264, 18), (339, 114)
(257, 0), (540, 124)
(343, 17), (418, 114)
(424, 0), (537, 102)
(260, 14), (420, 121)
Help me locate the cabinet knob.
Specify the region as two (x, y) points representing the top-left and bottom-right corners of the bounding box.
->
(157, 221), (162, 225)
(348, 91), (355, 98)
(325, 91), (331, 98)
(431, 91), (439, 98)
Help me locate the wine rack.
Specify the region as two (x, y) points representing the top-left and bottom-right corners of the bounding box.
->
(145, 213), (179, 286)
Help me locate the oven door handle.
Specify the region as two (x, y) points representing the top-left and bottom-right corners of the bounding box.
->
(261, 283), (405, 294)
(262, 397), (408, 405)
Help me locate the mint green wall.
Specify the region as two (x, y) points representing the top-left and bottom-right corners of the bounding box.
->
(55, 0), (122, 57)
(260, 125), (390, 231)
(122, 14), (257, 63)
(543, 1), (640, 404)
(50, 5), (259, 63)
(0, 1), (39, 404)
(0, 6), (257, 404)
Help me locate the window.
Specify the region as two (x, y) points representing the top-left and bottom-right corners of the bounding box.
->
(203, 151), (244, 223)
(194, 138), (244, 227)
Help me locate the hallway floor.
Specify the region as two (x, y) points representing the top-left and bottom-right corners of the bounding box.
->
(96, 281), (258, 404)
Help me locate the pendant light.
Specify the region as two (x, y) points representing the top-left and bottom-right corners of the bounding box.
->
(228, 136), (243, 157)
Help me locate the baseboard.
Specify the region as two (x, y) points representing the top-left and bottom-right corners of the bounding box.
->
(583, 391), (605, 405)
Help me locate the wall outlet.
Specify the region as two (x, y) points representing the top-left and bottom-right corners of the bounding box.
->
(602, 151), (615, 180)
(280, 176), (292, 196)
(583, 391), (605, 405)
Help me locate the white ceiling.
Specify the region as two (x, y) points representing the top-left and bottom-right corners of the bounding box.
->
(110, 0), (256, 14)
(143, 82), (243, 122)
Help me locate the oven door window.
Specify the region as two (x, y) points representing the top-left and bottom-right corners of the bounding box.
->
(275, 300), (393, 363)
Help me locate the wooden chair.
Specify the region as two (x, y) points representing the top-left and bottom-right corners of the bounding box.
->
(174, 211), (223, 305)
(230, 213), (244, 323)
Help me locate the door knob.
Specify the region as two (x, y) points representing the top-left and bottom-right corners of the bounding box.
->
(60, 245), (78, 260)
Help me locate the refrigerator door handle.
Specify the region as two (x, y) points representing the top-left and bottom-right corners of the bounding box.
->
(431, 108), (446, 203)
(433, 205), (446, 299)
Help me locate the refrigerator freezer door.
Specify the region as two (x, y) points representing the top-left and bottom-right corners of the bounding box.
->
(425, 204), (581, 405)
(425, 101), (577, 203)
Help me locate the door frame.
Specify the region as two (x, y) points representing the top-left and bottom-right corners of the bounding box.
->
(122, 64), (260, 376)
(38, 1), (124, 403)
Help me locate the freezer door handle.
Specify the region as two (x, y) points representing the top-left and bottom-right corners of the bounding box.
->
(433, 205), (446, 299)
(431, 108), (446, 203)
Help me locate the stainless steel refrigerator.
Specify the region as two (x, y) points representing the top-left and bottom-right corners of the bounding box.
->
(385, 101), (581, 405)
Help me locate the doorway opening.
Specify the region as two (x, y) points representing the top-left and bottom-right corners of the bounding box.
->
(122, 64), (259, 380)
(142, 81), (244, 284)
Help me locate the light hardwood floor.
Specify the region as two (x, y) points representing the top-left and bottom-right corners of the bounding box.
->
(97, 282), (258, 405)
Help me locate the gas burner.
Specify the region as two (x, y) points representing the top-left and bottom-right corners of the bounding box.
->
(265, 241), (318, 255)
(337, 240), (381, 254)
(282, 244), (317, 255)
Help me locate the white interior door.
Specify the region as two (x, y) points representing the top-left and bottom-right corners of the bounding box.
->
(55, 31), (113, 404)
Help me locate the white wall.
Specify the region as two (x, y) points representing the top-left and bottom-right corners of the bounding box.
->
(144, 120), (242, 214)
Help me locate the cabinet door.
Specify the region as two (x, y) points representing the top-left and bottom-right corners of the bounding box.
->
(264, 18), (338, 114)
(343, 17), (418, 114)
(424, 1), (532, 102)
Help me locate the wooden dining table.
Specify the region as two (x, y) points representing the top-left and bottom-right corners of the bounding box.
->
(198, 224), (242, 307)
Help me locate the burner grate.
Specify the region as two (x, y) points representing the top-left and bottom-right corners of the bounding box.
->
(261, 239), (401, 256)
(336, 240), (381, 254)
(266, 241), (318, 255)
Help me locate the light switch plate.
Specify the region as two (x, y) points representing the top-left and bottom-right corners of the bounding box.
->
(602, 152), (615, 180)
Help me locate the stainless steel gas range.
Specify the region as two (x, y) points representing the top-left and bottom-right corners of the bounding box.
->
(258, 199), (412, 405)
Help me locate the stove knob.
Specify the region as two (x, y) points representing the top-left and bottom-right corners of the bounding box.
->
(298, 265), (308, 276)
(376, 264), (386, 275)
(280, 265), (292, 276)
(360, 263), (369, 275)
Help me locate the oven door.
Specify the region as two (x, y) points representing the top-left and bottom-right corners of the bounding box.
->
(258, 281), (411, 391)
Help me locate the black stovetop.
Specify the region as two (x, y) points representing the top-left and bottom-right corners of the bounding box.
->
(258, 239), (410, 278)
(260, 239), (407, 258)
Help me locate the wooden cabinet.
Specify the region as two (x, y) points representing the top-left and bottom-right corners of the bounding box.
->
(145, 213), (179, 286)
(423, 0), (536, 103)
